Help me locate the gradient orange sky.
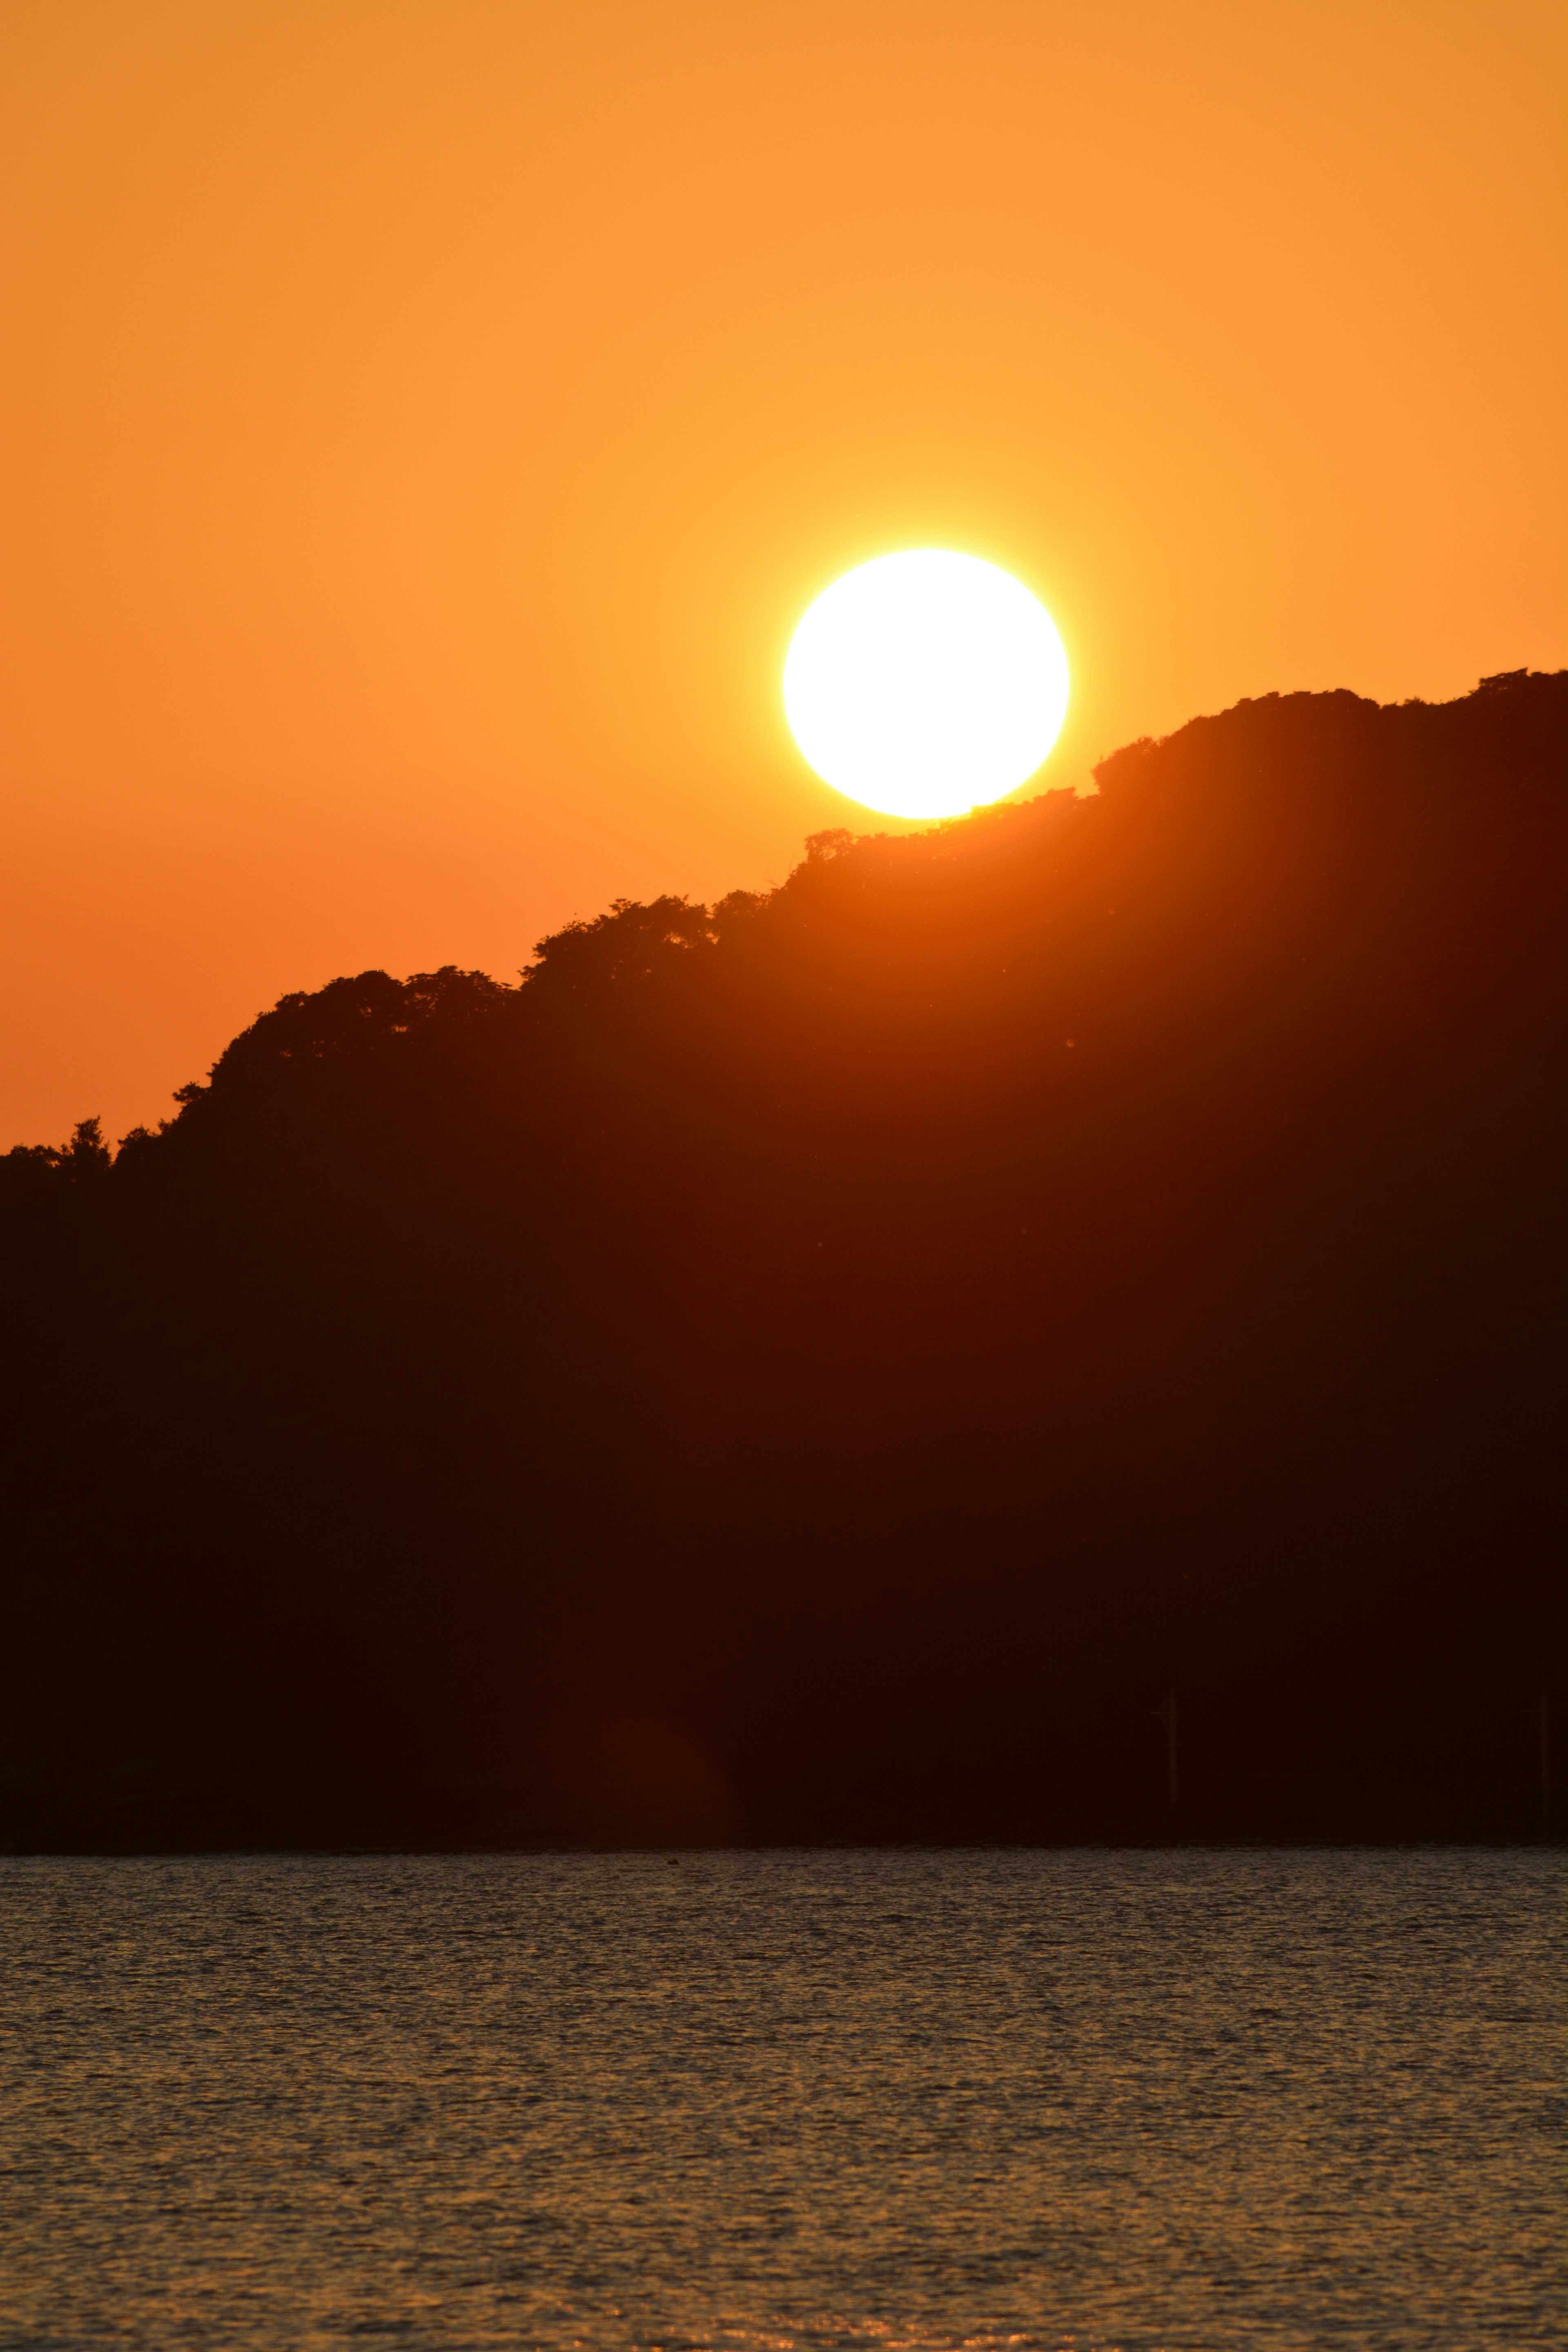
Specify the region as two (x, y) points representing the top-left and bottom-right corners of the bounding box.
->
(3, 0), (1564, 1147)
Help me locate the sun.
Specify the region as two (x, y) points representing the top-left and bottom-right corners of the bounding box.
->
(783, 550), (1069, 821)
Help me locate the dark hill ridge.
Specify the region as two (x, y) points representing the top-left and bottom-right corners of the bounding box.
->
(3, 670), (1565, 1850)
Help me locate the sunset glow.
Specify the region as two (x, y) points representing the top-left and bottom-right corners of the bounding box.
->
(0, 5), (1562, 1146)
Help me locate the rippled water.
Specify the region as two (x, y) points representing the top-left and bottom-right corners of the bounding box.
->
(0, 1850), (1561, 2350)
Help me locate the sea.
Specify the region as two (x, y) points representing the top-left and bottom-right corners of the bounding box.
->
(0, 1849), (1561, 2351)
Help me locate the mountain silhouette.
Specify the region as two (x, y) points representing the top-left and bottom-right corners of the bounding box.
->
(3, 670), (1564, 1849)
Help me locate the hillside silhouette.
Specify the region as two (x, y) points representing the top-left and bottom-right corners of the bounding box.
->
(3, 671), (1565, 1850)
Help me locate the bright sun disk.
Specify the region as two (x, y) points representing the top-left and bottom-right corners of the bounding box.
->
(783, 550), (1069, 821)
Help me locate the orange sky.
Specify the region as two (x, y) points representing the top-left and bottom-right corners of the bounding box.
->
(3, 0), (1564, 1147)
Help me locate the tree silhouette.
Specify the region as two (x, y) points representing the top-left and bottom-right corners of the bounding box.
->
(2, 670), (1564, 1849)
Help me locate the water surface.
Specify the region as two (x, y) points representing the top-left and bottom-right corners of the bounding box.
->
(1, 1849), (1561, 2349)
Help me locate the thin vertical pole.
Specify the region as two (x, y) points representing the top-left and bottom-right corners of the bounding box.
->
(1168, 1689), (1179, 1822)
(1541, 1693), (1552, 1840)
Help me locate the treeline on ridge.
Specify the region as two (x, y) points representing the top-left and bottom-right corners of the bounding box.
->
(2, 671), (1565, 1849)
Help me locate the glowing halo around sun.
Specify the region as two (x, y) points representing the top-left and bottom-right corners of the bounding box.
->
(783, 550), (1069, 821)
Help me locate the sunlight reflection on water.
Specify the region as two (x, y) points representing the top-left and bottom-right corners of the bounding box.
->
(1, 1849), (1562, 2350)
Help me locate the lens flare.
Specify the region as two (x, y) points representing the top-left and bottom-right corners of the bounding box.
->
(783, 550), (1069, 820)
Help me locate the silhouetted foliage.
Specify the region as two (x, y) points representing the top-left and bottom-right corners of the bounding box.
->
(2, 673), (1565, 1849)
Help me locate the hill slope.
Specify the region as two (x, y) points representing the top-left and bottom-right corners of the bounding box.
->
(3, 670), (1565, 1848)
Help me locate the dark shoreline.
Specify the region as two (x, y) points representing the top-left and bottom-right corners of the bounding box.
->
(6, 672), (1565, 1860)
